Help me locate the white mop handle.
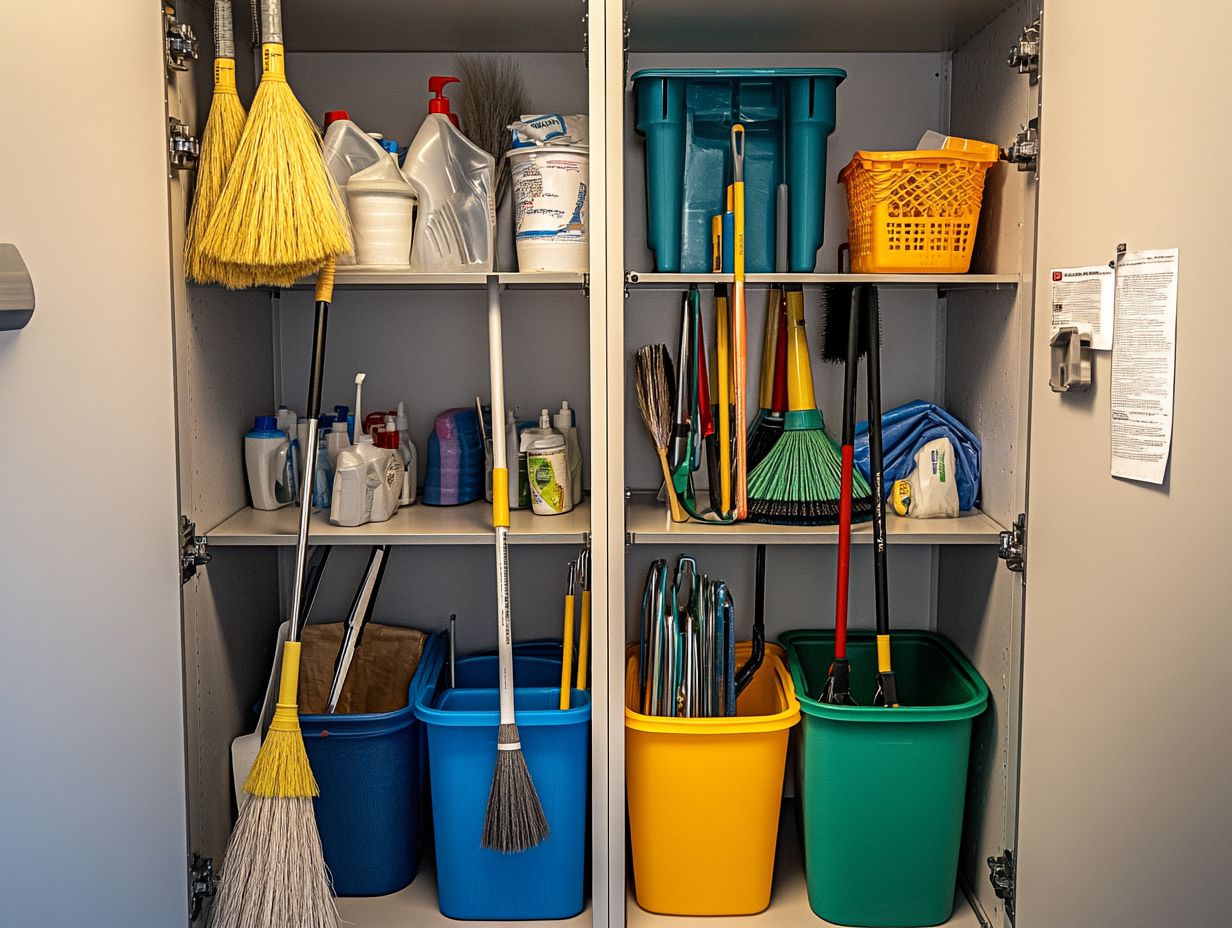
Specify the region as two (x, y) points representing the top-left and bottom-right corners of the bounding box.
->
(487, 277), (517, 732)
(286, 418), (318, 644)
(487, 277), (507, 471)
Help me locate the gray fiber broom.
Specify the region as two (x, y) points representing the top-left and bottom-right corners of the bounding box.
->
(482, 277), (549, 852)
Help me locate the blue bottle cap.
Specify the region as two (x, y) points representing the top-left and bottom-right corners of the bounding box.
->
(254, 415), (278, 431)
(380, 139), (399, 153)
(335, 405), (349, 419)
(319, 414), (335, 430)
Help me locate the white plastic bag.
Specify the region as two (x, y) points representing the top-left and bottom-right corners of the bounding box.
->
(891, 437), (959, 519)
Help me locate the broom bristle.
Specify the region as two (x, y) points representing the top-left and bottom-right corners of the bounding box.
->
(634, 345), (674, 451)
(818, 283), (867, 364)
(208, 796), (340, 928)
(747, 411), (784, 471)
(746, 424), (875, 526)
(482, 724), (550, 853)
(185, 90), (247, 284)
(200, 79), (351, 285)
(456, 54), (527, 206)
(243, 727), (319, 799)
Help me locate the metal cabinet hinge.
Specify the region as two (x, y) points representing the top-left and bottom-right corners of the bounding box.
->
(188, 852), (215, 919)
(987, 849), (1016, 922)
(997, 513), (1026, 574)
(1001, 118), (1039, 173)
(169, 117), (201, 172)
(181, 516), (211, 583)
(164, 7), (199, 73)
(1007, 19), (1040, 77)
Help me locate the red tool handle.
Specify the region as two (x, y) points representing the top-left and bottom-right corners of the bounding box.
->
(770, 290), (788, 414)
(835, 444), (853, 660)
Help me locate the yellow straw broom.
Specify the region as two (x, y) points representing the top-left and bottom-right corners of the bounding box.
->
(199, 0), (350, 288)
(209, 263), (341, 928)
(184, 1), (246, 285)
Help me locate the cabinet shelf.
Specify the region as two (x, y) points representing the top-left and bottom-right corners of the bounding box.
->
(206, 499), (590, 546)
(625, 271), (1019, 291)
(626, 494), (1003, 545)
(290, 270), (587, 292)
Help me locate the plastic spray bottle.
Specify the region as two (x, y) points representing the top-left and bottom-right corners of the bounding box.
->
(526, 409), (572, 515)
(554, 400), (583, 505)
(245, 416), (294, 510)
(397, 401), (418, 505)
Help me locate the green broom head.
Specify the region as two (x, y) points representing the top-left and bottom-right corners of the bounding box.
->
(746, 408), (868, 524)
(747, 287), (874, 525)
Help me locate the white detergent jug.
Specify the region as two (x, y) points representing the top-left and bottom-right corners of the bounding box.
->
(329, 440), (402, 527)
(322, 118), (387, 265)
(348, 152), (417, 266)
(403, 81), (495, 272)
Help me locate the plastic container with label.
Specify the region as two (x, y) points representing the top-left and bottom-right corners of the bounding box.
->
(509, 145), (589, 272)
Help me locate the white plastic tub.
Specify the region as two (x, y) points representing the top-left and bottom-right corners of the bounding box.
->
(509, 145), (589, 272)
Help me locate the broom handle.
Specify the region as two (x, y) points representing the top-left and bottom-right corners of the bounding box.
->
(835, 288), (860, 662)
(285, 260), (334, 645)
(865, 286), (889, 638)
(258, 0), (283, 46)
(487, 277), (518, 731)
(214, 2), (236, 58)
(731, 125), (748, 519)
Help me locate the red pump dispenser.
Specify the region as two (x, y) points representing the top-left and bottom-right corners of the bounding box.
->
(428, 76), (461, 128)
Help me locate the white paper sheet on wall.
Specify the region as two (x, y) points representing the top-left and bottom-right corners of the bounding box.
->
(1050, 265), (1115, 350)
(1110, 248), (1179, 485)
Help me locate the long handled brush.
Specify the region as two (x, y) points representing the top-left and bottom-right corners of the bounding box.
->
(634, 345), (687, 523)
(575, 546), (591, 690)
(817, 285), (875, 703)
(730, 125), (750, 519)
(200, 0), (350, 288)
(745, 288), (846, 524)
(483, 277), (550, 851)
(863, 285), (901, 708)
(184, 1), (246, 285)
(209, 262), (341, 928)
(559, 558), (576, 710)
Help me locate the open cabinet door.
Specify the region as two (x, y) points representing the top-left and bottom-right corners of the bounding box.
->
(1017, 3), (1232, 926)
(0, 3), (189, 926)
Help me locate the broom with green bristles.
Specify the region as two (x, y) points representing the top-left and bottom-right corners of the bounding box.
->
(184, 1), (247, 285)
(199, 0), (350, 289)
(745, 286), (852, 525)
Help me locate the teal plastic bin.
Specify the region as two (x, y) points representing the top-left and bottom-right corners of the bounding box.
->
(632, 68), (846, 273)
(780, 630), (989, 927)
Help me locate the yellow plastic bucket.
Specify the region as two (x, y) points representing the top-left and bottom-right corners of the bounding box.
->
(625, 643), (800, 915)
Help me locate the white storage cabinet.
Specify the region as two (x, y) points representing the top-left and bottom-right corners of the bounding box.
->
(0, 2), (1227, 927)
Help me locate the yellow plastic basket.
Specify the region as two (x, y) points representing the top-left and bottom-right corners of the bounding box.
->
(625, 643), (800, 916)
(839, 137), (999, 274)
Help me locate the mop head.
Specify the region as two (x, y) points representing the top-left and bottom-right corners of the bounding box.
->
(482, 723), (550, 853)
(201, 66), (351, 288)
(746, 410), (875, 525)
(208, 796), (340, 928)
(184, 78), (246, 285)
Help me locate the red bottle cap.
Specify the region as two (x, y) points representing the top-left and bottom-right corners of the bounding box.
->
(323, 110), (350, 128)
(427, 77), (461, 129)
(363, 411), (388, 436)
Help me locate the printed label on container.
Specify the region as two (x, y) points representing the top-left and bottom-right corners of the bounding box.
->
(528, 453), (569, 514)
(511, 153), (589, 243)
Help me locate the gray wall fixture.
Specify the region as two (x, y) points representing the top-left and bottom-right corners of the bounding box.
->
(0, 244), (35, 330)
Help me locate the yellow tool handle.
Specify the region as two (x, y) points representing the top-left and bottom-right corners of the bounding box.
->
(492, 468), (510, 528)
(711, 215), (723, 273)
(213, 57), (239, 95)
(758, 288), (780, 410)
(560, 593), (575, 710)
(656, 450), (687, 523)
(260, 42), (287, 82)
(268, 641), (302, 733)
(716, 291), (731, 515)
(785, 287), (817, 412)
(576, 590), (591, 689)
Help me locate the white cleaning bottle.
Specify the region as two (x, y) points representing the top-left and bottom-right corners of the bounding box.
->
(526, 408), (572, 516)
(322, 117), (387, 265)
(276, 405), (300, 484)
(396, 401), (418, 505)
(245, 416), (294, 510)
(347, 139), (417, 266)
(326, 419), (350, 467)
(554, 400), (583, 505)
(403, 76), (496, 272)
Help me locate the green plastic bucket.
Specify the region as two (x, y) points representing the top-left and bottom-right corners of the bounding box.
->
(780, 630), (989, 927)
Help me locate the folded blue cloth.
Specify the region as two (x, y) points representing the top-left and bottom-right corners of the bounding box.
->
(855, 401), (981, 511)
